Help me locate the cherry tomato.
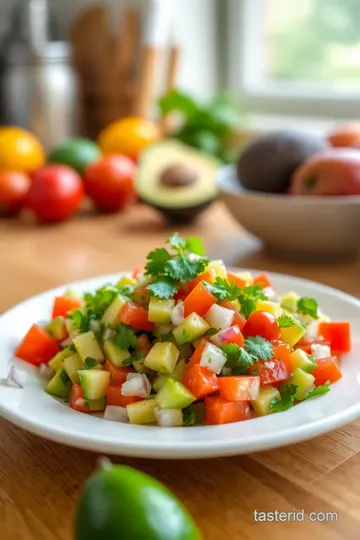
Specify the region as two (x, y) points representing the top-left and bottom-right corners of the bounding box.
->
(0, 170), (30, 216)
(243, 311), (281, 341)
(27, 165), (84, 223)
(84, 155), (137, 212)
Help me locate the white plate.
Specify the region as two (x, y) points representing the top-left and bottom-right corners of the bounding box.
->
(0, 272), (360, 459)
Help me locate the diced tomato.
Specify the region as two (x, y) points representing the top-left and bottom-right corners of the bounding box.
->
(273, 343), (292, 371)
(104, 360), (135, 385)
(120, 301), (154, 331)
(312, 356), (342, 386)
(187, 339), (208, 370)
(296, 336), (331, 355)
(133, 286), (151, 307)
(318, 322), (351, 354)
(135, 334), (152, 356)
(227, 272), (247, 288)
(106, 384), (142, 407)
(183, 365), (219, 400)
(70, 384), (89, 413)
(214, 325), (244, 347)
(15, 324), (60, 366)
(183, 282), (217, 318)
(186, 271), (215, 293)
(132, 267), (142, 279)
(250, 358), (289, 387)
(254, 272), (272, 288)
(243, 311), (281, 341)
(51, 296), (82, 319)
(220, 300), (246, 330)
(218, 376), (260, 401)
(204, 396), (251, 425)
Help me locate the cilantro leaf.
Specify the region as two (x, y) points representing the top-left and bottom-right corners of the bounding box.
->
(84, 357), (97, 370)
(117, 284), (135, 301)
(183, 406), (201, 426)
(205, 277), (243, 301)
(147, 277), (179, 299)
(114, 323), (137, 350)
(244, 336), (274, 361)
(166, 255), (207, 283)
(221, 343), (255, 374)
(297, 297), (318, 319)
(121, 356), (134, 366)
(277, 315), (296, 328)
(83, 285), (120, 318)
(185, 236), (205, 255)
(167, 233), (187, 251)
(68, 343), (76, 352)
(238, 285), (267, 318)
(145, 248), (172, 277)
(221, 343), (241, 368)
(133, 351), (145, 361)
(160, 330), (174, 342)
(304, 381), (331, 400)
(60, 370), (70, 385)
(270, 384), (298, 412)
(206, 328), (219, 336)
(69, 309), (91, 333)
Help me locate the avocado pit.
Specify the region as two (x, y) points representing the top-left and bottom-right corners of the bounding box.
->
(160, 163), (199, 188)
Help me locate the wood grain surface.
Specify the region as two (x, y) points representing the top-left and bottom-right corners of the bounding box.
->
(1, 203), (360, 540)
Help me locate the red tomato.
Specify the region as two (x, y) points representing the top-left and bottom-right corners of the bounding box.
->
(27, 165), (84, 222)
(204, 397), (251, 425)
(295, 336), (331, 355)
(273, 343), (292, 371)
(218, 376), (260, 401)
(0, 170), (30, 216)
(104, 360), (135, 385)
(135, 334), (152, 356)
(312, 356), (342, 386)
(120, 301), (154, 332)
(220, 300), (246, 330)
(106, 384), (142, 407)
(250, 358), (289, 386)
(253, 273), (272, 288)
(318, 322), (351, 354)
(70, 384), (89, 413)
(187, 340), (208, 370)
(52, 296), (83, 319)
(227, 273), (247, 288)
(15, 324), (59, 366)
(183, 282), (217, 317)
(84, 155), (137, 212)
(243, 311), (281, 341)
(183, 365), (219, 400)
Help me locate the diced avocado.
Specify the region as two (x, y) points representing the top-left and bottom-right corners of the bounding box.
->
(48, 348), (72, 372)
(280, 320), (305, 347)
(65, 318), (80, 338)
(63, 353), (83, 383)
(255, 300), (282, 317)
(234, 271), (254, 286)
(103, 340), (131, 367)
(73, 331), (104, 363)
(85, 397), (106, 412)
(152, 359), (187, 392)
(156, 379), (195, 409)
(144, 342), (180, 374)
(127, 399), (157, 424)
(207, 260), (227, 279)
(45, 316), (67, 341)
(45, 369), (72, 399)
(173, 313), (210, 346)
(251, 386), (280, 416)
(280, 291), (300, 312)
(78, 370), (110, 400)
(148, 298), (175, 324)
(291, 368), (315, 401)
(290, 349), (316, 373)
(116, 276), (136, 288)
(101, 295), (127, 327)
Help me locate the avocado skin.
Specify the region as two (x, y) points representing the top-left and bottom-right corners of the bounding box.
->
(147, 199), (216, 224)
(75, 465), (202, 540)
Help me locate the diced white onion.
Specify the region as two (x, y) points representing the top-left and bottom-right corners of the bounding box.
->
(104, 406), (128, 423)
(304, 319), (319, 339)
(121, 374), (151, 398)
(199, 342), (227, 374)
(126, 372), (142, 381)
(263, 287), (277, 300)
(90, 319), (101, 334)
(7, 366), (24, 388)
(75, 398), (86, 407)
(311, 343), (331, 360)
(205, 304), (234, 331)
(39, 364), (54, 380)
(60, 336), (73, 347)
(154, 407), (183, 427)
(103, 328), (116, 341)
(171, 302), (185, 326)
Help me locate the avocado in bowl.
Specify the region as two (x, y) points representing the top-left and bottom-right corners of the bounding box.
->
(136, 140), (221, 223)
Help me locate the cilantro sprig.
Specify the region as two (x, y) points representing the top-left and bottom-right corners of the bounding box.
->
(244, 336), (274, 361)
(304, 381), (330, 400)
(114, 323), (137, 350)
(270, 385), (297, 412)
(84, 357), (97, 370)
(205, 277), (243, 302)
(221, 336), (274, 374)
(277, 315), (296, 328)
(297, 297), (318, 319)
(238, 285), (267, 318)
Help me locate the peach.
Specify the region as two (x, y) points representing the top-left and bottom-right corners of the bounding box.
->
(328, 123), (360, 148)
(291, 149), (360, 196)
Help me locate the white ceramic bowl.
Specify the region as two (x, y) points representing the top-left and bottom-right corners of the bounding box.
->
(218, 166), (360, 259)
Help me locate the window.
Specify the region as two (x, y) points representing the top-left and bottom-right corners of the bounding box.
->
(227, 0), (360, 118)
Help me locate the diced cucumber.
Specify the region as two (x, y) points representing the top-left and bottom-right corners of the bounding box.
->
(207, 260), (227, 279)
(280, 291), (300, 312)
(152, 325), (174, 339)
(65, 318), (80, 338)
(101, 294), (127, 327)
(63, 353), (83, 383)
(64, 288), (80, 299)
(73, 331), (104, 363)
(45, 369), (72, 399)
(127, 399), (157, 424)
(155, 378), (195, 409)
(78, 370), (110, 400)
(103, 340), (131, 367)
(280, 320), (305, 347)
(291, 368), (315, 401)
(290, 349), (316, 372)
(251, 386), (281, 416)
(86, 397), (106, 412)
(116, 276), (136, 288)
(152, 359), (187, 392)
(48, 348), (72, 372)
(255, 300), (282, 317)
(173, 313), (210, 346)
(144, 342), (180, 374)
(45, 316), (67, 341)
(148, 298), (175, 324)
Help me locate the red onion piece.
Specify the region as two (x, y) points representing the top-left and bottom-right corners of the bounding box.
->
(155, 407), (183, 427)
(7, 366), (24, 388)
(121, 374), (151, 398)
(171, 302), (185, 326)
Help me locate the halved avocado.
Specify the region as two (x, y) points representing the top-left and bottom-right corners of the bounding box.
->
(136, 140), (220, 223)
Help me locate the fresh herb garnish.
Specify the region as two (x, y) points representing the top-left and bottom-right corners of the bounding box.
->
(133, 351), (145, 361)
(160, 330), (174, 342)
(304, 381), (331, 400)
(238, 285), (267, 318)
(60, 370), (70, 385)
(297, 297), (318, 319)
(244, 336), (274, 361)
(68, 343), (76, 352)
(114, 323), (137, 350)
(69, 309), (92, 333)
(206, 328), (219, 336)
(270, 385), (298, 412)
(84, 401), (90, 410)
(205, 277), (243, 302)
(83, 357), (97, 370)
(183, 406), (201, 426)
(221, 343), (255, 375)
(147, 277), (179, 299)
(121, 356), (134, 366)
(144, 248), (173, 277)
(277, 315), (296, 328)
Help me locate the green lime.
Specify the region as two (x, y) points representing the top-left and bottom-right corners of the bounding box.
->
(75, 464), (202, 540)
(48, 138), (101, 175)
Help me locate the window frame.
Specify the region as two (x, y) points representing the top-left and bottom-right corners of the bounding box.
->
(226, 0), (360, 119)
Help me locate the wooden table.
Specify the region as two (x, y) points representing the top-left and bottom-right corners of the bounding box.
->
(1, 203), (360, 540)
